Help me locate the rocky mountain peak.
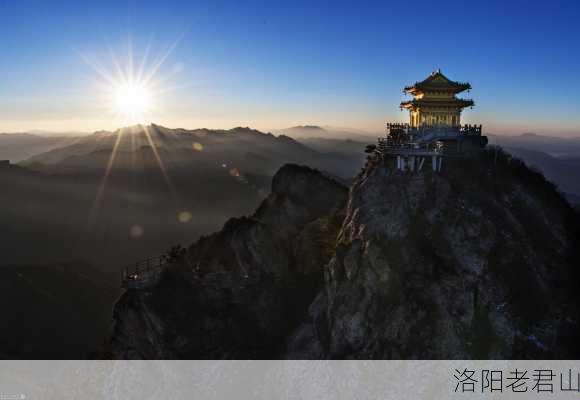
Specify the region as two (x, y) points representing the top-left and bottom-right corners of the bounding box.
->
(108, 150), (580, 359)
(109, 164), (348, 358)
(290, 149), (580, 358)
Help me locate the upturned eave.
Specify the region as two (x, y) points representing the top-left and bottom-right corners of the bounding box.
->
(400, 98), (474, 109)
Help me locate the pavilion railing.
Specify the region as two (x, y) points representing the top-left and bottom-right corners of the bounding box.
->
(385, 123), (482, 136)
(121, 255), (168, 288)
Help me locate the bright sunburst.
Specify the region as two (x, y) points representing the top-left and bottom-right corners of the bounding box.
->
(80, 37), (185, 227)
(79, 36), (184, 126)
(113, 82), (152, 121)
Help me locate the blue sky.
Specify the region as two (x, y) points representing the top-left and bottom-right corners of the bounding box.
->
(0, 0), (579, 135)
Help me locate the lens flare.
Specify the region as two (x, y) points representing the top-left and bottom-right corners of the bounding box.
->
(178, 211), (192, 223)
(130, 224), (144, 238)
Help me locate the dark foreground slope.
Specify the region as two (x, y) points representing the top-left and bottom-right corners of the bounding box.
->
(0, 262), (116, 359)
(110, 149), (580, 359)
(110, 165), (348, 358)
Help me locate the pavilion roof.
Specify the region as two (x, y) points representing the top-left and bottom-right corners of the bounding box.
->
(404, 70), (471, 94)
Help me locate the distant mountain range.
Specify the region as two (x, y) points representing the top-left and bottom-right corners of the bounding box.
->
(488, 132), (580, 157)
(2, 124), (369, 270)
(0, 133), (81, 162)
(492, 146), (580, 198)
(486, 133), (580, 201)
(3, 126), (580, 201)
(273, 125), (378, 141)
(20, 124), (362, 179)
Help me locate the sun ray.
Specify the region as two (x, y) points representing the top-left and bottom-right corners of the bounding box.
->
(108, 45), (128, 84)
(142, 30), (186, 87)
(143, 125), (176, 196)
(87, 128), (125, 230)
(76, 50), (118, 87)
(126, 34), (134, 85)
(137, 34), (154, 83)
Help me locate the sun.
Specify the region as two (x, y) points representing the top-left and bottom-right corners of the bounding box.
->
(113, 82), (152, 122)
(79, 37), (185, 126)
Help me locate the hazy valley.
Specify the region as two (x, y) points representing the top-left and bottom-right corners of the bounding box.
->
(0, 124), (366, 358)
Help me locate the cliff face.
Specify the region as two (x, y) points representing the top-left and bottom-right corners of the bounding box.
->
(110, 150), (580, 359)
(289, 151), (579, 358)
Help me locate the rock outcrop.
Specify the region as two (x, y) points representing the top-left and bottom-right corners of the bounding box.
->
(289, 149), (580, 358)
(110, 149), (580, 359)
(110, 164), (348, 358)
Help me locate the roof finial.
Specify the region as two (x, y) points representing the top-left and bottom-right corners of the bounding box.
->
(437, 68), (441, 74)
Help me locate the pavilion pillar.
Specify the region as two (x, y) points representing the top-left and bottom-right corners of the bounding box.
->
(418, 157), (425, 171)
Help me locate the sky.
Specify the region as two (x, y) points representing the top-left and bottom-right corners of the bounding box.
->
(0, 0), (579, 136)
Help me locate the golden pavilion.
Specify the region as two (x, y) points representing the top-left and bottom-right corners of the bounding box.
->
(372, 70), (487, 172)
(401, 69), (473, 128)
